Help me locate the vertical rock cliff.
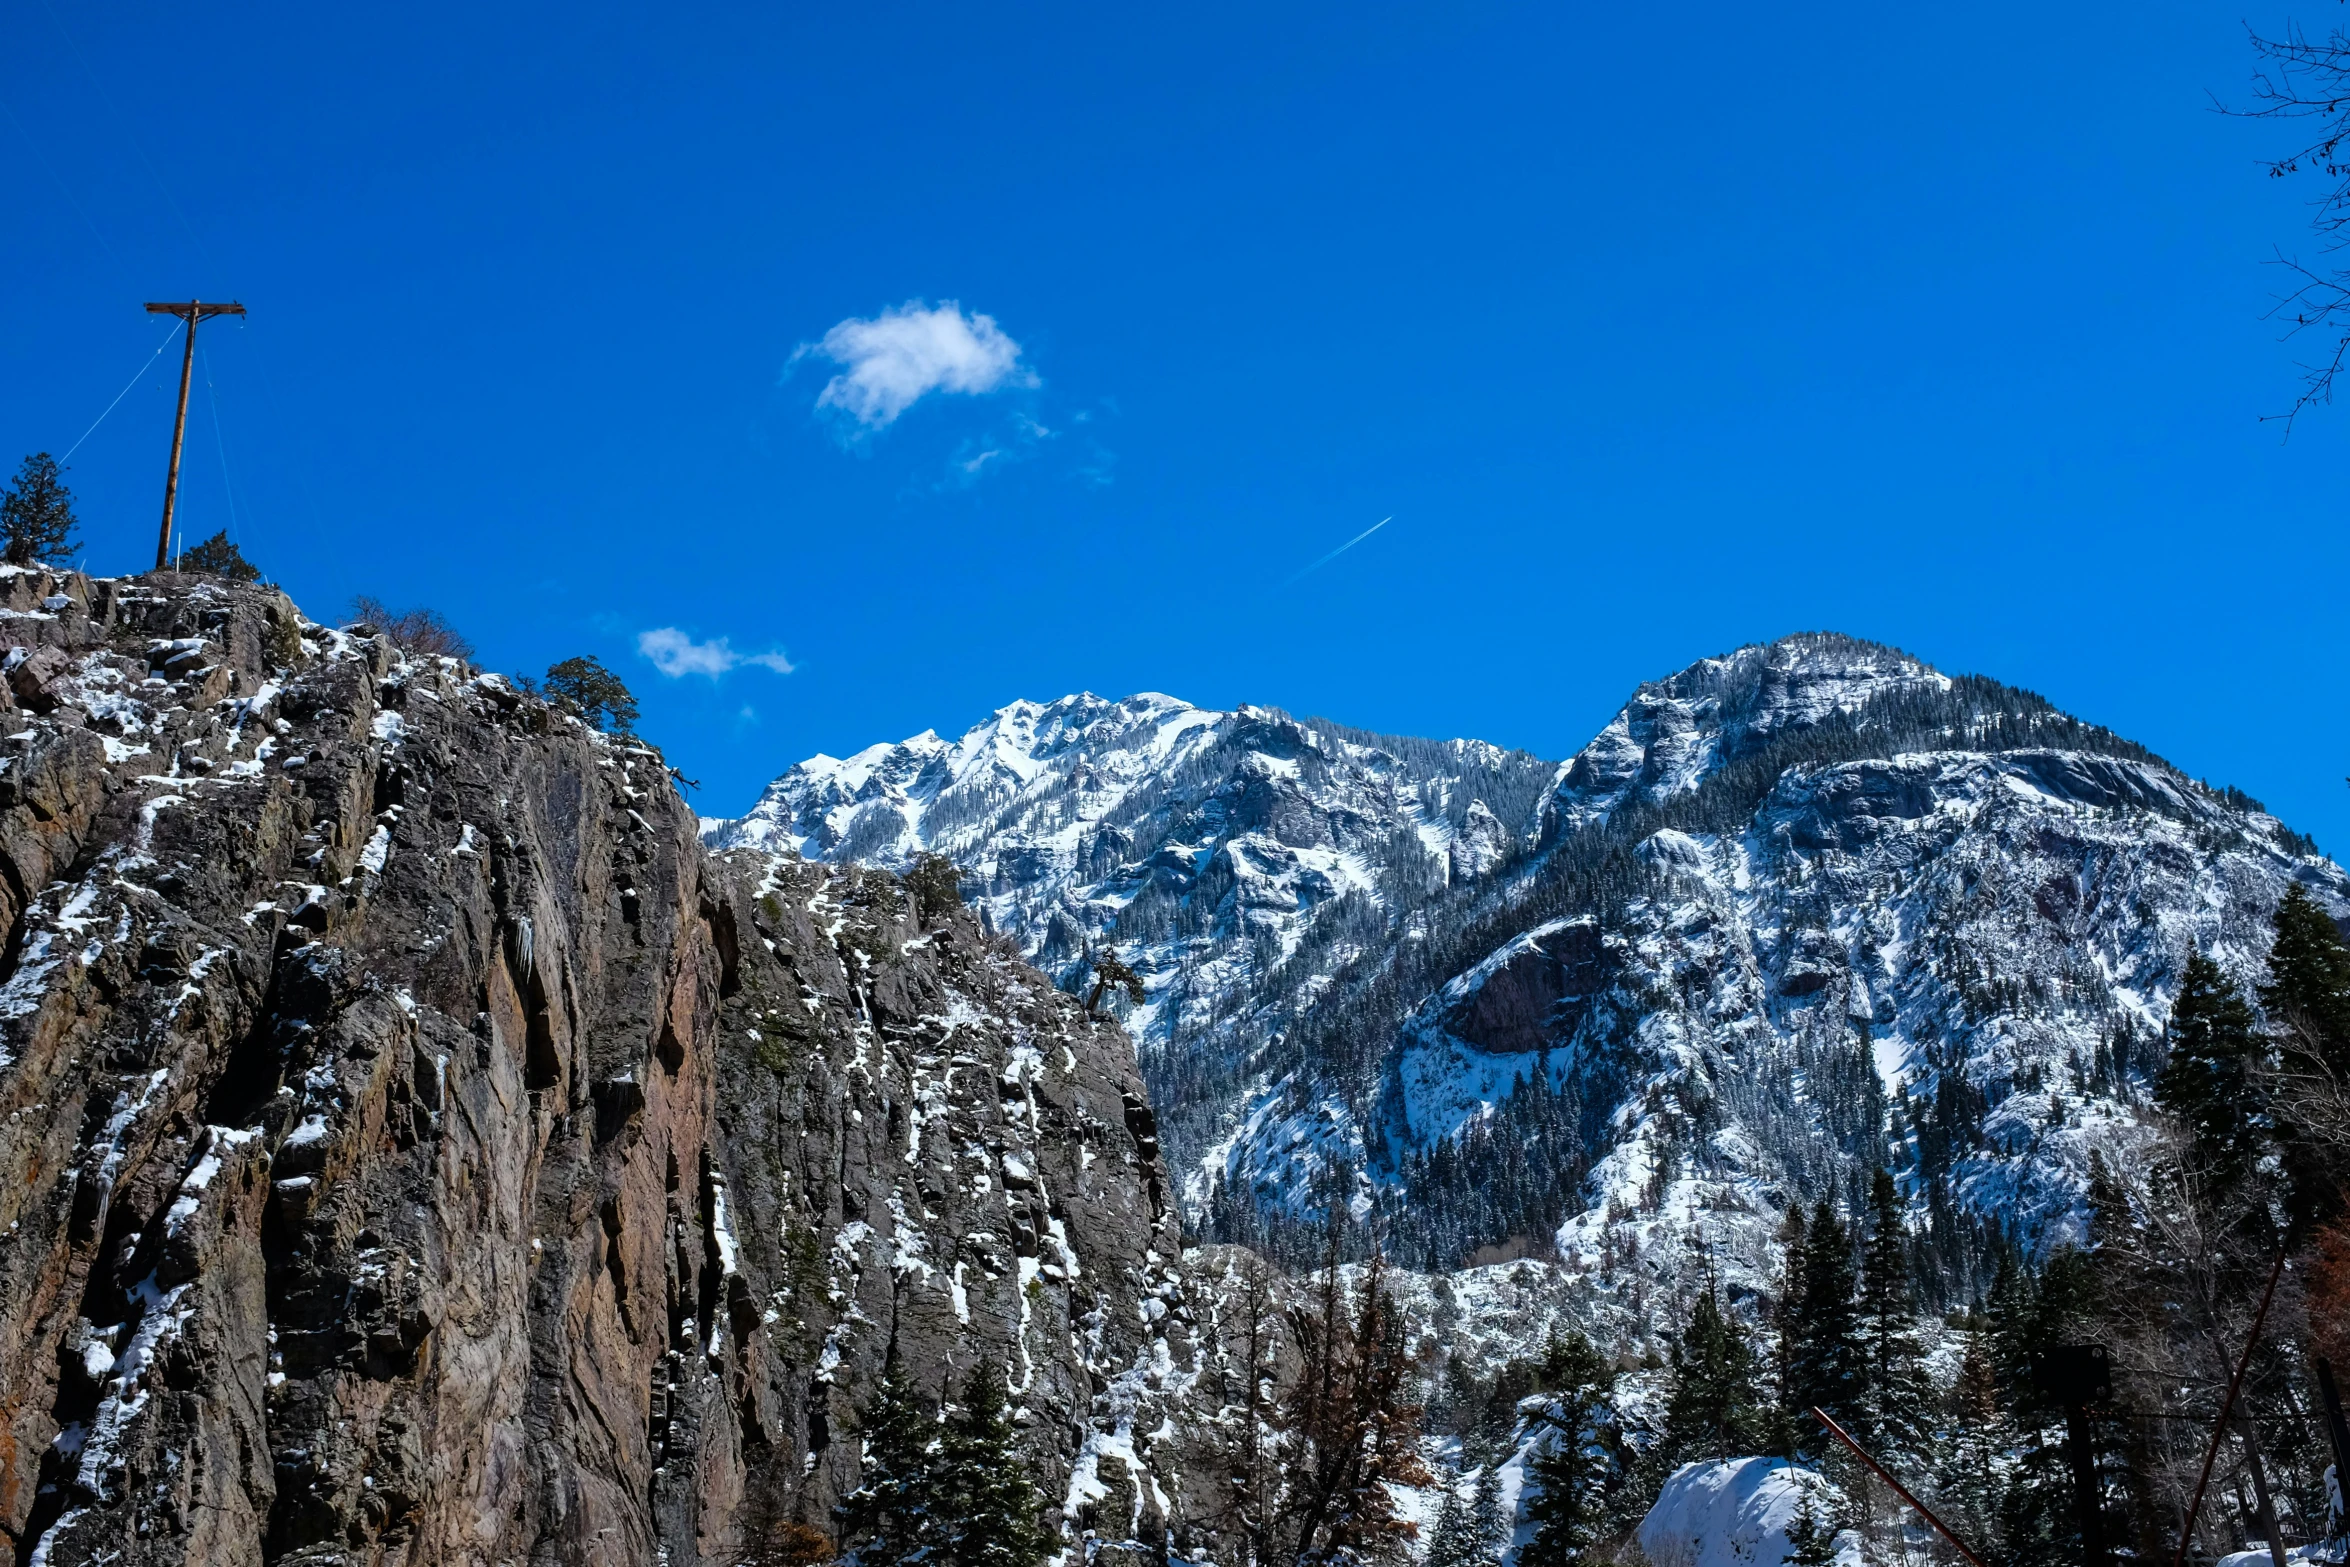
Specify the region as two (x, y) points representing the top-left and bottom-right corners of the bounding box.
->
(0, 568), (1198, 1567)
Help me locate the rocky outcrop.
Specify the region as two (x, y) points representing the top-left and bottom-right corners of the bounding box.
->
(669, 849), (1199, 1564)
(0, 567), (1201, 1567)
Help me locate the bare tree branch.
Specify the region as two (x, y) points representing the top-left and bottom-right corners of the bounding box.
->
(2223, 16), (2350, 428)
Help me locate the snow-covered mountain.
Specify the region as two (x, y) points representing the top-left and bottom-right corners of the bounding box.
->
(702, 694), (1559, 1192)
(706, 636), (2349, 1306)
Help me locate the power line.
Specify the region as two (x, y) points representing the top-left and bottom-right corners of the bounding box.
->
(202, 347), (244, 543)
(37, 0), (208, 262)
(62, 321), (180, 460)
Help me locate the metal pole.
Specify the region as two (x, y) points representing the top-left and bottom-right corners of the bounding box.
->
(1810, 1407), (1992, 1567)
(2170, 1247), (2291, 1567)
(157, 303), (198, 572)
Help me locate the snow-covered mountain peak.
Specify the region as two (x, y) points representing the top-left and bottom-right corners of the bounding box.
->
(707, 642), (2345, 1317)
(705, 693), (1562, 1196)
(1548, 634), (1951, 837)
(702, 691), (1230, 862)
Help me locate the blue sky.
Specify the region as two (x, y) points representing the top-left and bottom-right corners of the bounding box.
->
(4, 0), (2346, 849)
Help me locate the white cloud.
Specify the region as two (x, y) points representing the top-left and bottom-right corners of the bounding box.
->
(799, 300), (1033, 429)
(637, 627), (794, 679)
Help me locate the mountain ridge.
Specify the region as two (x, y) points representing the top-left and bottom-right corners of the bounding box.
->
(707, 633), (2348, 1300)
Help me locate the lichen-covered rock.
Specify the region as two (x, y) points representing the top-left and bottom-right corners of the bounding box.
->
(0, 567), (1203, 1567)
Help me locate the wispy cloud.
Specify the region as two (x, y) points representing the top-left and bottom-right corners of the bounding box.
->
(794, 300), (1034, 431)
(637, 627), (795, 679)
(939, 411), (1060, 490)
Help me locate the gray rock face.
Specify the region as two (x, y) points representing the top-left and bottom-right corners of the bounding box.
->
(673, 850), (1197, 1565)
(0, 567), (1197, 1567)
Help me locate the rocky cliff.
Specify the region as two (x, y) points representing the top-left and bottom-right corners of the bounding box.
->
(0, 567), (1198, 1567)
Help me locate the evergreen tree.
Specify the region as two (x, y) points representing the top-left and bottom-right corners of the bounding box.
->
(1424, 1472), (1477, 1567)
(182, 530), (262, 581)
(1465, 1463), (1507, 1567)
(542, 654), (640, 736)
(1786, 1201), (1864, 1452)
(1518, 1331), (1620, 1567)
(905, 853), (965, 924)
(936, 1362), (1052, 1567)
(1854, 1170), (1931, 1464)
(0, 453), (77, 565)
(1944, 1314), (2007, 1554)
(839, 1349), (943, 1567)
(1983, 1248), (2033, 1396)
(1990, 1250), (2126, 1567)
(1519, 1437), (1595, 1567)
(2155, 952), (2269, 1180)
(2262, 884), (2350, 1071)
(1770, 1205), (1809, 1455)
(2083, 1149), (2132, 1254)
(1660, 1287), (1770, 1466)
(2262, 884), (2350, 1226)
(1782, 1477), (1842, 1567)
(1084, 947), (1145, 1015)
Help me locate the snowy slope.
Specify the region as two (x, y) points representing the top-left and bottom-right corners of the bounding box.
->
(710, 637), (2350, 1310)
(704, 694), (1559, 1202)
(1383, 745), (2347, 1305)
(1637, 1459), (1862, 1567)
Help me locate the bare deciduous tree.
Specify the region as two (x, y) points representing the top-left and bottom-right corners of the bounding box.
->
(2235, 17), (2350, 425)
(348, 595), (476, 661)
(1185, 1249), (1288, 1567)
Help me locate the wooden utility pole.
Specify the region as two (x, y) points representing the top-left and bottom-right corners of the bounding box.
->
(144, 300), (245, 571)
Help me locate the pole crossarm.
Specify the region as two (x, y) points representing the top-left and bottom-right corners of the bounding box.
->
(143, 299), (245, 571)
(145, 301), (245, 322)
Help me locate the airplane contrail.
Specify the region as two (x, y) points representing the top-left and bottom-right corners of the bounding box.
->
(1285, 516), (1392, 585)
